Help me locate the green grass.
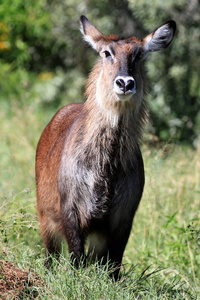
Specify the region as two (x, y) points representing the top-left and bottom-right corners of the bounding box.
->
(0, 85), (200, 298)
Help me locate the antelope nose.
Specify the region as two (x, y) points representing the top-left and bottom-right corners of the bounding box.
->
(114, 76), (136, 95)
(126, 79), (135, 92)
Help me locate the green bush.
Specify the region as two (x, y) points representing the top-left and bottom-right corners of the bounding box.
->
(0, 0), (199, 144)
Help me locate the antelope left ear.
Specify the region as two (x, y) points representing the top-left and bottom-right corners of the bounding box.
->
(80, 15), (104, 52)
(143, 20), (176, 53)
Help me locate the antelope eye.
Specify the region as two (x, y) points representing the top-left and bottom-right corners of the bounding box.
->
(104, 50), (111, 58)
(136, 51), (143, 59)
(134, 50), (143, 61)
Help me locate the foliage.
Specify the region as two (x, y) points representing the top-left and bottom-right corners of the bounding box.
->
(0, 0), (199, 144)
(129, 0), (200, 144)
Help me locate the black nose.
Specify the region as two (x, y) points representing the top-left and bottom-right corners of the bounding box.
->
(115, 78), (135, 93)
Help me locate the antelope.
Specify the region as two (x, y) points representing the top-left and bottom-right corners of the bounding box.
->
(36, 15), (176, 279)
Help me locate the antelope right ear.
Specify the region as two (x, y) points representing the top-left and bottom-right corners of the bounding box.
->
(80, 15), (104, 52)
(143, 20), (176, 53)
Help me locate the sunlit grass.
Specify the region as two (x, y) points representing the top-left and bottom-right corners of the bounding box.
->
(125, 144), (200, 295)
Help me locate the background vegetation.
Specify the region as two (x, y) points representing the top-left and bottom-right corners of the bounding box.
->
(0, 0), (200, 298)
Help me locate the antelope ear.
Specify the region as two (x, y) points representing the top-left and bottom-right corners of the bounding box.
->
(143, 20), (176, 53)
(80, 15), (104, 52)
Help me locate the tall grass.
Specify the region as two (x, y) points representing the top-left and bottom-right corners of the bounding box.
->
(0, 85), (199, 298)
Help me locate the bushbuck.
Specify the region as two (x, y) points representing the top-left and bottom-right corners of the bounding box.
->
(36, 15), (176, 279)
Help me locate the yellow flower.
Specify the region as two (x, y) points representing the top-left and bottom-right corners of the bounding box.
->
(0, 41), (10, 50)
(38, 72), (54, 80)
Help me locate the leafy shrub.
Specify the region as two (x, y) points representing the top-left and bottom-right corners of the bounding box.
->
(0, 0), (199, 144)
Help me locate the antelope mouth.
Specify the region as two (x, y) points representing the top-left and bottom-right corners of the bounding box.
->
(115, 91), (136, 101)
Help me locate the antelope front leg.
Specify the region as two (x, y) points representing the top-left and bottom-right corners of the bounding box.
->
(107, 224), (133, 280)
(61, 206), (86, 267)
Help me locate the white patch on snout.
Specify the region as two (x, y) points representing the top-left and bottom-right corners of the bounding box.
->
(113, 76), (136, 100)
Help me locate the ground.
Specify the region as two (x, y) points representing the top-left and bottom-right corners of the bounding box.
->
(0, 260), (42, 299)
